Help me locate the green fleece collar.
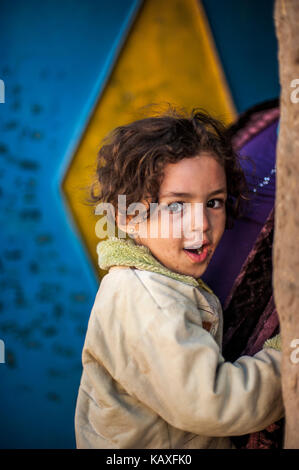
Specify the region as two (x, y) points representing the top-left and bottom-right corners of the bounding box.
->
(97, 237), (213, 294)
(263, 334), (281, 351)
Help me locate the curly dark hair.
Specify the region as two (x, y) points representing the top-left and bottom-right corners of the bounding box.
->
(88, 109), (250, 229)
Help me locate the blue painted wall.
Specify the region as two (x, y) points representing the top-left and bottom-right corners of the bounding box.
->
(202, 0), (279, 112)
(0, 0), (279, 448)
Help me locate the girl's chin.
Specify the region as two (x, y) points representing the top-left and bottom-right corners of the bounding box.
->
(172, 263), (206, 279)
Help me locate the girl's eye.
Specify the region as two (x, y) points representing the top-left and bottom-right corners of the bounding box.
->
(207, 198), (225, 209)
(167, 201), (184, 213)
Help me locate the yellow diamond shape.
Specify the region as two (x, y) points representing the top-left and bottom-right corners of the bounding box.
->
(62, 0), (236, 280)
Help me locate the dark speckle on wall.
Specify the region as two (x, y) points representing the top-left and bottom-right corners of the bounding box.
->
(36, 283), (61, 302)
(12, 84), (22, 95)
(42, 326), (57, 337)
(53, 304), (64, 319)
(31, 130), (43, 140)
(47, 368), (66, 378)
(75, 325), (86, 336)
(23, 193), (36, 203)
(28, 261), (39, 273)
(31, 104), (43, 115)
(52, 343), (75, 358)
(24, 340), (42, 349)
(3, 250), (22, 261)
(5, 349), (17, 368)
(70, 292), (88, 303)
(14, 289), (27, 308)
(19, 209), (42, 220)
(0, 143), (8, 153)
(16, 384), (32, 392)
(35, 233), (53, 245)
(46, 392), (60, 402)
(19, 159), (40, 171)
(10, 100), (21, 111)
(3, 120), (18, 131)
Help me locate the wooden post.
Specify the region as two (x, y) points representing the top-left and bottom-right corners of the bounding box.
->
(274, 0), (299, 449)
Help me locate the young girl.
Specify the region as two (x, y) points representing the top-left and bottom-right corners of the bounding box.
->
(75, 110), (283, 449)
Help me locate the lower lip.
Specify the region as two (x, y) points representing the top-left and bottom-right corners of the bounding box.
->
(184, 245), (210, 263)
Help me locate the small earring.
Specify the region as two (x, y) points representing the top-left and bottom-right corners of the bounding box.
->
(128, 227), (136, 237)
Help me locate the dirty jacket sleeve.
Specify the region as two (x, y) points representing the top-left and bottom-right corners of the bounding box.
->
(81, 268), (284, 437)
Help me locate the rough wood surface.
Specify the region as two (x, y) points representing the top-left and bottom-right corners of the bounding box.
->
(274, 0), (299, 449)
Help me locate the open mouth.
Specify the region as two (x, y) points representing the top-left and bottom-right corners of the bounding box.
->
(183, 247), (203, 254)
(183, 244), (211, 263)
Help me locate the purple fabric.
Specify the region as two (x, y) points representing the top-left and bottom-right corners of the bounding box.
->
(202, 120), (279, 307)
(222, 207), (279, 359)
(243, 294), (279, 356)
(220, 206), (284, 449)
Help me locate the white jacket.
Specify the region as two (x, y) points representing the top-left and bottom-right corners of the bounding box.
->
(75, 266), (283, 449)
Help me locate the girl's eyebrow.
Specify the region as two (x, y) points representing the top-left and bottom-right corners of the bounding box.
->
(208, 188), (227, 197)
(160, 191), (195, 198)
(160, 188), (227, 198)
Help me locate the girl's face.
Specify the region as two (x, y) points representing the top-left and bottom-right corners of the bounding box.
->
(132, 153), (227, 279)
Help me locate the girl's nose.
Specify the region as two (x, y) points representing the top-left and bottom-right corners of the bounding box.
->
(183, 203), (210, 240)
(189, 205), (211, 236)
(202, 207), (211, 233)
(190, 203), (210, 232)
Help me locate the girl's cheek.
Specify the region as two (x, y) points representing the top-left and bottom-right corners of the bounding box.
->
(212, 212), (226, 237)
(169, 213), (185, 239)
(155, 211), (181, 239)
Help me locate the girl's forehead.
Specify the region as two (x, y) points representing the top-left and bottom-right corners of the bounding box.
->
(159, 153), (226, 196)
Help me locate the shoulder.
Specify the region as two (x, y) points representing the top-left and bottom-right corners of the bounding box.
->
(100, 266), (195, 299)
(99, 267), (220, 316)
(86, 268), (222, 355)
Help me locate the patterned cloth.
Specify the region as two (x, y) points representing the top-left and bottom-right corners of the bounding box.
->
(219, 101), (285, 448)
(222, 207), (284, 448)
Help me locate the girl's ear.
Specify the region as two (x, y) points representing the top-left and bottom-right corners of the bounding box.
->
(115, 213), (138, 239)
(116, 200), (150, 238)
